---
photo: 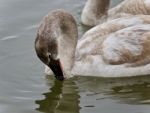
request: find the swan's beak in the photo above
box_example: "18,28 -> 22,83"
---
48,58 -> 64,81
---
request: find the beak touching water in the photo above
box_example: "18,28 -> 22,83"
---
48,55 -> 65,81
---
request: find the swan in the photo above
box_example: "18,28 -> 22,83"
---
35,9 -> 150,80
81,0 -> 150,26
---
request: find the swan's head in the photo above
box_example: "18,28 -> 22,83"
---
35,9 -> 78,81
35,33 -> 64,81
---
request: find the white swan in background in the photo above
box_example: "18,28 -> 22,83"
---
81,0 -> 150,26
35,9 -> 150,80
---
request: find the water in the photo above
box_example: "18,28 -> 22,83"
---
0,0 -> 150,113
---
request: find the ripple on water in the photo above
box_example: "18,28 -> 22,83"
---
140,100 -> 150,104
0,35 -> 19,41
25,24 -> 38,30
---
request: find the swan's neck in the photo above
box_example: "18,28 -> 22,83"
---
81,0 -> 110,26
58,33 -> 76,75
57,17 -> 78,77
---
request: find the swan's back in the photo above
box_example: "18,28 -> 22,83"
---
76,15 -> 150,59
108,0 -> 150,19
73,17 -> 150,77
81,0 -> 150,26
102,24 -> 150,66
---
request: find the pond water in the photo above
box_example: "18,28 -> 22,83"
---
0,0 -> 150,113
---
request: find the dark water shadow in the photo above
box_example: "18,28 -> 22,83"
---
35,76 -> 80,113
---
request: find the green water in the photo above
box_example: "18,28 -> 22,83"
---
0,0 -> 150,113
36,76 -> 150,113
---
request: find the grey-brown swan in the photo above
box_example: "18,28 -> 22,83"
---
35,9 -> 150,80
81,0 -> 150,26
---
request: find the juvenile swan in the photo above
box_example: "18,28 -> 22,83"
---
35,9 -> 150,80
81,0 -> 150,26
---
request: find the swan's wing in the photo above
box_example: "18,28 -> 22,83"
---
102,24 -> 150,66
108,0 -> 150,18
76,15 -> 150,60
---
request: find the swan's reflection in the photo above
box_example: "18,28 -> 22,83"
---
36,75 -> 150,113
35,76 -> 80,113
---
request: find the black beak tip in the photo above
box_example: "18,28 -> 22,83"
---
48,56 -> 65,81
55,75 -> 65,81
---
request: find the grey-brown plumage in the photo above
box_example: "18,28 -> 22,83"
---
35,9 -> 78,79
81,0 -> 150,26
35,9 -> 150,79
35,9 -> 77,65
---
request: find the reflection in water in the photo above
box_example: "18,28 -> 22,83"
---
35,76 -> 80,113
35,75 -> 150,113
74,76 -> 150,113
110,82 -> 150,105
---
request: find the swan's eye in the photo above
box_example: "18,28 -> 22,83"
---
48,53 -> 51,58
48,52 -> 58,60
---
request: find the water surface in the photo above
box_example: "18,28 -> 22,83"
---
0,0 -> 150,113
